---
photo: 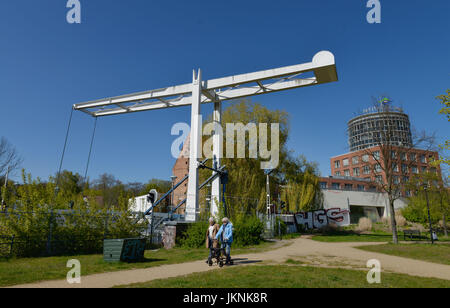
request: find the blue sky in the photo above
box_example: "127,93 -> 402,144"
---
0,0 -> 449,183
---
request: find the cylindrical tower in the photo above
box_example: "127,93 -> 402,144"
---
348,103 -> 413,152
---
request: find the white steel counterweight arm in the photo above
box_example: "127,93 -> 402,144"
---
73,51 -> 337,117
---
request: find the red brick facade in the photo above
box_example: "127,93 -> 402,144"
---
330,146 -> 441,192
171,134 -> 190,212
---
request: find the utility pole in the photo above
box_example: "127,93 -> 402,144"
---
423,184 -> 434,244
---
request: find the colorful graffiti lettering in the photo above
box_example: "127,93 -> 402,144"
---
295,208 -> 350,230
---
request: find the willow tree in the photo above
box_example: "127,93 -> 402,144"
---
200,99 -> 321,218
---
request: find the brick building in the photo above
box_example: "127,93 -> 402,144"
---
171,134 -> 190,209
330,146 -> 440,190
329,102 -> 441,195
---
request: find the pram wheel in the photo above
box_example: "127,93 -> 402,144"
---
219,260 -> 224,268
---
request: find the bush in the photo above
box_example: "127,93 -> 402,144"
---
0,205 -> 147,258
395,214 -> 407,227
233,216 -> 264,247
178,221 -> 209,248
357,217 -> 372,232
274,217 -> 287,237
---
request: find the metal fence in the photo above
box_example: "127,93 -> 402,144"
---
0,210 -> 150,258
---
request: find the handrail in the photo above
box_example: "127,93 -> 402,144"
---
144,158 -> 210,216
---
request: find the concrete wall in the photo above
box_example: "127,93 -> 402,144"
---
322,189 -> 408,217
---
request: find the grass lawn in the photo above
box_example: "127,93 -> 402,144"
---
0,240 -> 280,287
311,233 -> 393,243
120,265 -> 450,288
357,243 -> 450,265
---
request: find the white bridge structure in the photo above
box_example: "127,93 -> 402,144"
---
73,51 -> 338,222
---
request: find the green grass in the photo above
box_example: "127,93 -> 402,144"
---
120,265 -> 450,288
311,233 -> 393,243
0,241 -> 279,287
311,230 -> 449,243
357,243 -> 450,265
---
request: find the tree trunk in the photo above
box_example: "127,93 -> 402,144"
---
389,199 -> 398,244
443,211 -> 448,238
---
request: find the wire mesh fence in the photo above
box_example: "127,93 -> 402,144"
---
0,209 -> 150,258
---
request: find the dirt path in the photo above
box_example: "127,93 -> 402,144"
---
9,237 -> 450,288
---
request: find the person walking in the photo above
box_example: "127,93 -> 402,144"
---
206,217 -> 220,263
215,217 -> 233,265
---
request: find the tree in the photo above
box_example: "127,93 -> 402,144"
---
436,90 -> 450,174
0,137 -> 22,179
199,100 -> 321,218
361,97 -> 436,244
92,173 -> 124,209
404,173 -> 449,237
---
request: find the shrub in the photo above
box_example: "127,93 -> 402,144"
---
357,217 -> 372,232
274,217 -> 287,237
178,221 -> 209,248
233,216 -> 265,247
395,214 -> 407,227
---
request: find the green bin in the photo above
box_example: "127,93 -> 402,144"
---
103,238 -> 146,263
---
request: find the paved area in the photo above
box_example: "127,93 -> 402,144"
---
9,237 -> 450,288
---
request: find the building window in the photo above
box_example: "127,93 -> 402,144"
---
352,156 -> 359,165
375,176 -> 383,184
343,159 -> 349,167
353,168 -> 360,176
373,151 -> 380,160
392,163 -> 399,172
344,169 -> 350,177
357,185 -> 365,191
362,154 -> 369,162
401,152 -> 407,161
402,176 -> 410,183
393,176 -> 400,185
335,171 -> 341,176
421,166 -> 427,173
391,151 -> 397,159
344,184 -> 353,190
410,153 -> 416,162
334,160 -> 341,169
332,183 -> 341,190
363,165 -> 370,175
411,165 -> 418,174
401,164 -> 408,174
319,182 -> 327,189
375,164 -> 382,173
420,155 -> 426,163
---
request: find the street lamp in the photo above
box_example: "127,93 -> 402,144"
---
423,183 -> 434,244
170,175 -> 177,211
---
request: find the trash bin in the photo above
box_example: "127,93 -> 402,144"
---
103,238 -> 146,263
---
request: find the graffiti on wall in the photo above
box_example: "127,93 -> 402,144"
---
295,208 -> 350,230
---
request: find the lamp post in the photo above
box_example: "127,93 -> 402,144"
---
170,175 -> 177,218
423,183 -> 434,244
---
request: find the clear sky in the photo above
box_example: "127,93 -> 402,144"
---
0,0 -> 449,183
